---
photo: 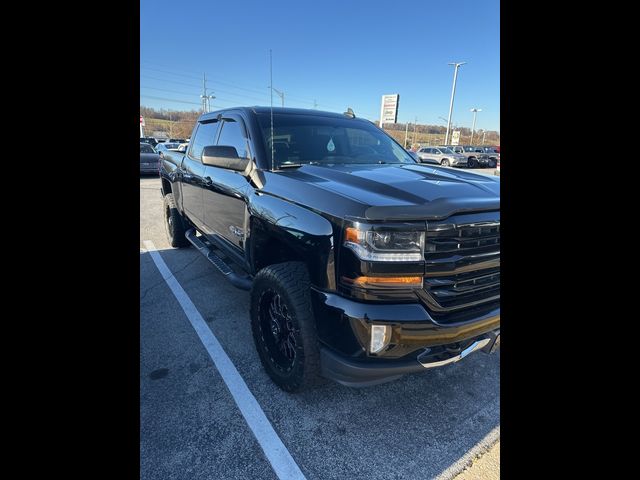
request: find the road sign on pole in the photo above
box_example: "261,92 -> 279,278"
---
451,130 -> 461,145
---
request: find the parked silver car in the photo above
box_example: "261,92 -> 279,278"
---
416,146 -> 467,167
406,149 -> 421,162
155,142 -> 181,158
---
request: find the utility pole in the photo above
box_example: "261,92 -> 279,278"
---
444,62 -> 466,145
482,130 -> 486,145
201,73 -> 209,113
470,108 -> 481,144
413,116 -> 417,145
272,87 -> 284,107
404,122 -> 409,148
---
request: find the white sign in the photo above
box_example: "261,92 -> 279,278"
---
379,94 -> 400,127
451,130 -> 461,145
140,115 -> 145,127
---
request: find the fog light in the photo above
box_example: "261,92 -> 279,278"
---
370,324 -> 391,354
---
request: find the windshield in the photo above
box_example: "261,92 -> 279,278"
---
164,143 -> 179,149
257,113 -> 416,168
140,144 -> 155,153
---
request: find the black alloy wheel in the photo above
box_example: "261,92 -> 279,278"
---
257,289 -> 298,373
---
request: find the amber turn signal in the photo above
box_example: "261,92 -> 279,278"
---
341,275 -> 423,288
344,227 -> 361,243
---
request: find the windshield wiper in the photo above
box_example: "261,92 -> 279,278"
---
278,163 -> 304,169
277,161 -> 320,169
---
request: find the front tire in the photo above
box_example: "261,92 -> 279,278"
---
163,193 -> 189,248
468,157 -> 478,168
250,262 -> 322,392
441,158 -> 450,167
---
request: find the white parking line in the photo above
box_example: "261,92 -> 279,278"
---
143,240 -> 306,480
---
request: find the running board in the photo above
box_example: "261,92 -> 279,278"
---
185,228 -> 252,291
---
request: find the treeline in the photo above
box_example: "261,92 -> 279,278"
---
140,106 -> 200,123
140,106 -> 499,145
386,122 -> 500,145
140,106 -> 200,138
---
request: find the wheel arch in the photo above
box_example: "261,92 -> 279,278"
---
247,194 -> 336,290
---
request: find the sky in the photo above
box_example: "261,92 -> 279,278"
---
140,0 -> 500,132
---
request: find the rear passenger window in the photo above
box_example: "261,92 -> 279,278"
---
190,121 -> 219,161
217,119 -> 249,159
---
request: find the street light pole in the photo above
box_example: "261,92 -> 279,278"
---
404,122 -> 409,148
444,62 -> 466,145
470,108 -> 481,144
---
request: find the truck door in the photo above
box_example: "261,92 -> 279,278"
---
202,114 -> 252,250
180,119 -> 220,228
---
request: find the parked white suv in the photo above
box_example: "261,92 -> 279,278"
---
416,146 -> 468,167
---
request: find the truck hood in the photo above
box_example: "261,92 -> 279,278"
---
264,163 -> 500,221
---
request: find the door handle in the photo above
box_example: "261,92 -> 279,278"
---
203,176 -> 213,187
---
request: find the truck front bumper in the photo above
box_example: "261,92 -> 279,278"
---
312,290 -> 500,387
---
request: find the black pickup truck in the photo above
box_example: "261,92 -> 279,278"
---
159,107 -> 500,392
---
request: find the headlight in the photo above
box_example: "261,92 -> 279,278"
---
344,226 -> 425,262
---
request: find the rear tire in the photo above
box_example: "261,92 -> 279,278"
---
250,262 -> 322,392
163,193 -> 189,248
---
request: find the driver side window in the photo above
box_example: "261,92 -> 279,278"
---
217,118 -> 249,159
189,120 -> 219,161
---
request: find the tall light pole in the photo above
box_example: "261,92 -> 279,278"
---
438,116 -> 449,145
444,62 -> 466,145
404,122 -> 409,148
470,108 -> 481,144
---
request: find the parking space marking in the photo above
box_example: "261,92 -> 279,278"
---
142,240 -> 306,480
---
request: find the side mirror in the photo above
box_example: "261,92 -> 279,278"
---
202,145 -> 249,172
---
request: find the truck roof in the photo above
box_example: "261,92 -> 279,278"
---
199,106 -> 361,122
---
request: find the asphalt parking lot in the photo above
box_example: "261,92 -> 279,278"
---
140,172 -> 500,480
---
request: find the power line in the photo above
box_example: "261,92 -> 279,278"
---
140,85 -> 199,96
140,95 -> 201,106
141,69 -> 379,117
141,78 -> 270,103
140,65 -> 203,81
142,62 -> 335,110
141,75 -> 202,88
